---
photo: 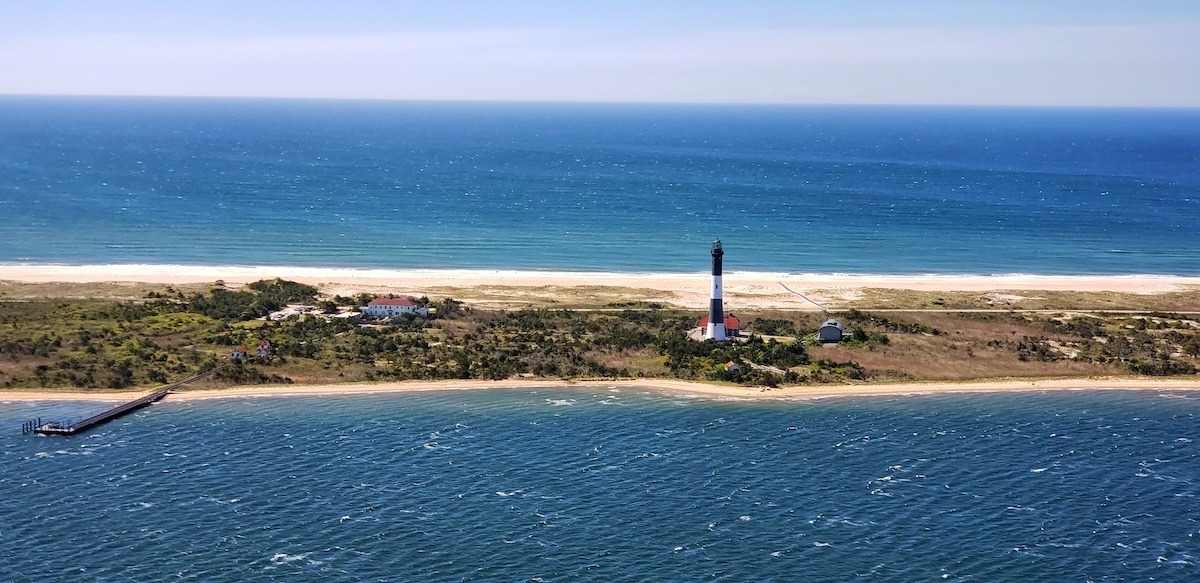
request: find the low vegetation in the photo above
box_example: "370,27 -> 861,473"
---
0,280 -> 1197,391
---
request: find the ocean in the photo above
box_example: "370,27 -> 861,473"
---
2,388 -> 1197,580
1,96 -> 1198,275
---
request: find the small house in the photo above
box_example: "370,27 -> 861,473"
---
698,314 -> 742,336
230,345 -> 248,361
363,297 -> 429,318
818,319 -> 844,342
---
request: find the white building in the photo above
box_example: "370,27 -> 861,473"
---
362,297 -> 428,318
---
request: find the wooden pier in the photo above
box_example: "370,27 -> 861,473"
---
20,372 -> 209,436
23,389 -> 170,436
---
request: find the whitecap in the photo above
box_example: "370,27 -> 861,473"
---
270,553 -> 307,564
814,541 -> 832,547
1030,468 -> 1048,473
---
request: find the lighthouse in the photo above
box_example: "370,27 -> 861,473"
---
705,240 -> 726,341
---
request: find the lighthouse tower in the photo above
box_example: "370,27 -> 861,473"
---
705,240 -> 726,341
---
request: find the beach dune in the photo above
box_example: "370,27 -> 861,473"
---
2,265 -> 1198,311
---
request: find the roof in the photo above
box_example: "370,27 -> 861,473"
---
698,314 -> 742,329
821,320 -> 843,329
369,297 -> 416,307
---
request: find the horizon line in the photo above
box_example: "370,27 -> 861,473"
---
3,92 -> 1198,111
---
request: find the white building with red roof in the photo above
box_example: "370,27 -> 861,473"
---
363,297 -> 428,318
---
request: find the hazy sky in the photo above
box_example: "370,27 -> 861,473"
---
3,0 -> 1198,106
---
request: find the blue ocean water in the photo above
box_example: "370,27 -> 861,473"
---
1,388 -> 1197,581
1,97 -> 1198,274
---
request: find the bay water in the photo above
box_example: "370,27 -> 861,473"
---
2,388 -> 1197,581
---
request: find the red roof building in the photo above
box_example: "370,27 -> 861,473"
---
363,296 -> 428,317
698,314 -> 741,332
369,297 -> 416,307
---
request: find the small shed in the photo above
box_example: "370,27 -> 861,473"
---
818,319 -> 844,342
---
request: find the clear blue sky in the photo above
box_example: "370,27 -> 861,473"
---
3,0 -> 1198,106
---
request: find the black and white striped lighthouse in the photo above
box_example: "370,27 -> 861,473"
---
705,240 -> 726,341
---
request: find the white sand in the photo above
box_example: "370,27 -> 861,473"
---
2,264 -> 1197,310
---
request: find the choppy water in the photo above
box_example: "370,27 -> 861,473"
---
2,97 -> 1199,274
2,388 -> 1197,581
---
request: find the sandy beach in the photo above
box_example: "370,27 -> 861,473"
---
3,377 -> 1199,404
3,264 -> 1199,310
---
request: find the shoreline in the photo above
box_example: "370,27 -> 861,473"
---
3,264 -> 1199,290
3,377 -> 1199,403
4,264 -> 1199,312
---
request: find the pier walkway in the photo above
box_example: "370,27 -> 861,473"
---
20,373 -> 208,436
23,389 -> 169,435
